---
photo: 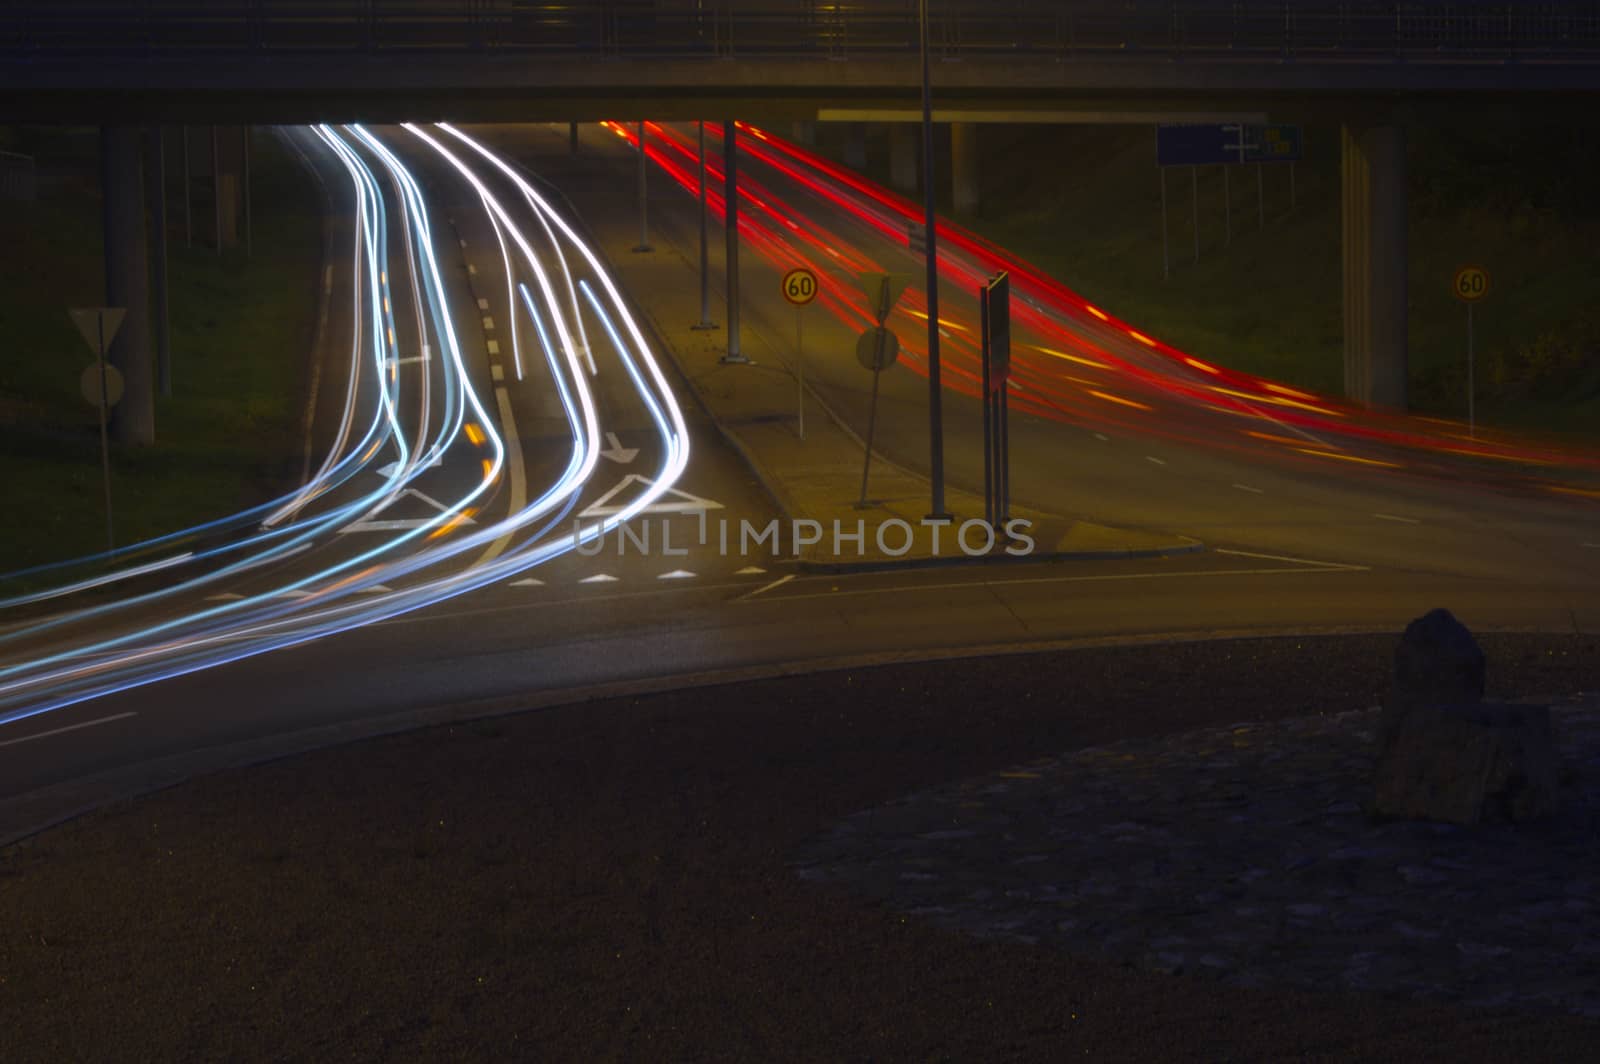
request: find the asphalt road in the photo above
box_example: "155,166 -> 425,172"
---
1,121 -> 1597,827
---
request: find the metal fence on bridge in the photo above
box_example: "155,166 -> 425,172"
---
3,3 -> 1600,62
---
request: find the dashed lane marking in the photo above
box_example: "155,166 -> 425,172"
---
482,316 -> 495,331
1212,548 -> 1368,572
740,574 -> 795,601
1232,483 -> 1264,494
1094,433 -> 1109,442
477,297 -> 490,310
0,711 -> 137,748
486,339 -> 500,356
1372,512 -> 1420,524
491,364 -> 504,382
468,263 -> 477,275
1146,455 -> 1166,466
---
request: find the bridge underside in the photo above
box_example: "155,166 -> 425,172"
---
6,58 -> 1600,124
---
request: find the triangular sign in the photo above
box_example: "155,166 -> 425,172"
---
69,307 -> 126,357
578,474 -> 724,518
855,273 -> 910,325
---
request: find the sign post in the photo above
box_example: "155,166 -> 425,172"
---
1452,265 -> 1490,437
980,272 -> 1012,529
70,306 -> 126,551
781,267 -> 818,440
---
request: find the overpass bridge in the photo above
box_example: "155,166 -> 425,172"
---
9,2 -> 1600,434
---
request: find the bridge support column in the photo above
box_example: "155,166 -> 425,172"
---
843,123 -> 868,171
888,123 -> 918,195
101,125 -> 155,446
951,122 -> 979,215
215,126 -> 243,251
1341,122 -> 1408,409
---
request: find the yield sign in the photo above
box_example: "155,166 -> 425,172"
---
69,307 -> 126,357
856,273 -> 911,325
578,474 -> 723,518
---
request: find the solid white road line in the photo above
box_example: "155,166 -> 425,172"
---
474,385 -> 528,567
0,711 -> 137,748
1232,483 -> 1264,494
1212,548 -> 1369,571
755,565 -> 1369,607
1372,512 -> 1420,524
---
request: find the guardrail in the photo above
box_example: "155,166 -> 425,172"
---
3,3 -> 1600,63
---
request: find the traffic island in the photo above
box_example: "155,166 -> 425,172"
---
503,127 -> 1200,574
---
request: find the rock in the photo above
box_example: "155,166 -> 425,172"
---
1372,610 -> 1559,825
1372,700 -> 1560,825
1383,608 -> 1485,745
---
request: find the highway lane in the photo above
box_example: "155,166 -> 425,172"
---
0,122 -> 771,735
3,119 -> 1598,827
544,120 -> 1600,591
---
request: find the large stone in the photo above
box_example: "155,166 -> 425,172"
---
1372,609 -> 1558,825
1371,701 -> 1560,825
1383,607 -> 1485,745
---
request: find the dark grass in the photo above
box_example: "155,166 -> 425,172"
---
817,121 -> 1600,441
2,633 -> 1597,1061
0,126 -> 320,574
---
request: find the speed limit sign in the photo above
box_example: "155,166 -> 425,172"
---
781,267 -> 818,307
1452,265 -> 1490,303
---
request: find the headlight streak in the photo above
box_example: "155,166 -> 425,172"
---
0,123 -> 695,727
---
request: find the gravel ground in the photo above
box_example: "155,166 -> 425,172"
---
2,632 -> 1597,1061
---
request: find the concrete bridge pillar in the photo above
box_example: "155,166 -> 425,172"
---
843,122 -> 868,171
951,122 -> 980,215
100,125 -> 155,446
889,123 -> 918,195
214,126 -> 244,251
1341,122 -> 1408,409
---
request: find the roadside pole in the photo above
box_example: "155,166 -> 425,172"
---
633,119 -> 652,253
692,121 -> 716,330
720,120 -> 748,364
70,307 -> 127,552
146,126 -> 172,397
1223,165 -> 1231,246
1257,162 -> 1265,229
211,125 -> 221,256
1160,167 -> 1169,280
781,267 -> 818,440
1452,264 -> 1490,439
1191,165 -> 1199,263
243,125 -> 252,259
918,0 -> 948,520
181,125 -> 191,248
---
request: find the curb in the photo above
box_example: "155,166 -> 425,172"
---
4,624 -> 1585,852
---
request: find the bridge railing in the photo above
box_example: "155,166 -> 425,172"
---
4,3 -> 1600,62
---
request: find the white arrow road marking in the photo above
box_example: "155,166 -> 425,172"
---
579,474 -> 722,518
509,577 -> 545,587
357,584 -> 394,594
658,570 -> 696,580
579,573 -> 620,584
599,431 -> 640,464
735,566 -> 767,575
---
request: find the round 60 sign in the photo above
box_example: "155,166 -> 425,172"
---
781,267 -> 818,307
1452,265 -> 1490,303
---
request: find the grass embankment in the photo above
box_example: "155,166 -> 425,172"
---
818,119 -> 1600,438
0,127 -> 320,575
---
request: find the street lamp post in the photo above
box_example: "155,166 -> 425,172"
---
919,0 -> 948,519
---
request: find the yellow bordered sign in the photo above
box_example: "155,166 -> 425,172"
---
1452,265 -> 1490,303
781,267 -> 818,307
